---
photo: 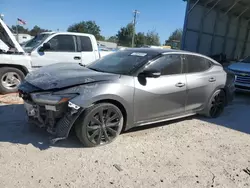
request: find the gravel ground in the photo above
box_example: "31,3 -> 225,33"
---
0,93 -> 250,188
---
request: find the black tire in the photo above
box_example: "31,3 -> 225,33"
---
0,67 -> 25,94
75,103 -> 124,147
204,89 -> 226,118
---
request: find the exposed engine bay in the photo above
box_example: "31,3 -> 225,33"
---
19,88 -> 84,144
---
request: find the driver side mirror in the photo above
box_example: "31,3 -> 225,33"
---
39,42 -> 51,52
138,69 -> 161,78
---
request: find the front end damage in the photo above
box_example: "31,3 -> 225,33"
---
19,87 -> 83,144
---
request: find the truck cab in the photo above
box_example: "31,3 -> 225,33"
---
0,18 -> 100,94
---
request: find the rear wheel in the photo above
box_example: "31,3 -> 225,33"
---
205,90 -> 226,118
0,67 -> 25,94
75,103 -> 124,147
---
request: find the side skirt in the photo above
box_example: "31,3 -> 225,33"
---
135,112 -> 197,127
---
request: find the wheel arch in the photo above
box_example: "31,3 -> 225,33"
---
213,85 -> 228,105
70,94 -> 134,131
94,99 -> 128,132
0,64 -> 29,75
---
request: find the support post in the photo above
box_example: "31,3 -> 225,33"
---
222,15 -> 231,55
188,0 -> 201,14
181,0 -> 191,50
224,0 -> 241,16
236,7 -> 249,19
205,0 -> 222,17
131,10 -> 140,48
209,10 -> 219,55
232,18 -> 241,59
196,6 -> 206,52
241,21 -> 250,58
196,0 -> 221,53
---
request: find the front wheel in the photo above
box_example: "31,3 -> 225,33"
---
205,89 -> 226,118
75,103 -> 124,147
0,67 -> 25,94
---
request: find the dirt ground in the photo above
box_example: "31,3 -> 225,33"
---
0,93 -> 250,188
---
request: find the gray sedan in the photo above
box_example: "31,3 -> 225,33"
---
18,48 -> 235,147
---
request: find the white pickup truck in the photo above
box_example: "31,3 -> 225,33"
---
0,18 -> 111,94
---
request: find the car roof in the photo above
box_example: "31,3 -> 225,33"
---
123,47 -> 182,54
122,48 -> 221,65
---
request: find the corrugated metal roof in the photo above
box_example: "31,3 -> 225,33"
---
186,0 -> 250,20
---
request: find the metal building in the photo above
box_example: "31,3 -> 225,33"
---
182,0 -> 250,60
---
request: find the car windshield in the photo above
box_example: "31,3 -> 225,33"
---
23,33 -> 51,52
241,56 -> 250,63
87,50 -> 158,75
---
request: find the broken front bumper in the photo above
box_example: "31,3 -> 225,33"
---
21,92 -> 83,144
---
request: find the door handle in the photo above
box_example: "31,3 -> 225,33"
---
175,82 -> 185,87
209,77 -> 216,82
74,56 -> 81,60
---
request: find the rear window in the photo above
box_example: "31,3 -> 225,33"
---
184,55 -> 212,73
79,36 -> 93,52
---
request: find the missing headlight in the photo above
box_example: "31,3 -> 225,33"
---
31,93 -> 78,105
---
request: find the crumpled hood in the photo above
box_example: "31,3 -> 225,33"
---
228,62 -> 250,72
24,63 -> 120,90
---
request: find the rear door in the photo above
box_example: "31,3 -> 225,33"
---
134,54 -> 187,124
30,34 -> 81,68
183,54 -> 216,112
76,35 -> 97,65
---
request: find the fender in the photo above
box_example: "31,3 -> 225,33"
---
70,93 -> 134,130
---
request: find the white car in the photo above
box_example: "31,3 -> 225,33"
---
0,19 -> 107,94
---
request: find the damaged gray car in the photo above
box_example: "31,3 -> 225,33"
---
18,48 -> 235,147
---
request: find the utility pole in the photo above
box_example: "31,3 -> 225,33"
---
132,10 -> 140,47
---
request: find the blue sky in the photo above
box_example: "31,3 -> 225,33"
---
0,0 -> 187,44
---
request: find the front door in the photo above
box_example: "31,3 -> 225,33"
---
30,34 -> 81,69
134,54 -> 187,124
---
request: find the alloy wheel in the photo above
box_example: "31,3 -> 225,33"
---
1,72 -> 21,90
209,91 -> 226,118
86,106 -> 122,145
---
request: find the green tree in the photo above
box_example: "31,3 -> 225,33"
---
164,28 -> 182,49
165,28 -> 182,45
135,32 -> 146,47
67,21 -> 104,40
106,36 -> 118,43
169,28 -> 182,41
116,23 -> 134,47
145,30 -> 160,46
11,25 -> 29,34
29,25 -> 50,36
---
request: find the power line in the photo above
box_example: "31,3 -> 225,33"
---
132,10 -> 140,47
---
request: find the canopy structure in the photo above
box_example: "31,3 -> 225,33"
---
182,0 -> 250,59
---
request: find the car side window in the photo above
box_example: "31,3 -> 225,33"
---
146,54 -> 182,75
47,35 -> 76,52
184,55 -> 212,73
79,36 -> 93,52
